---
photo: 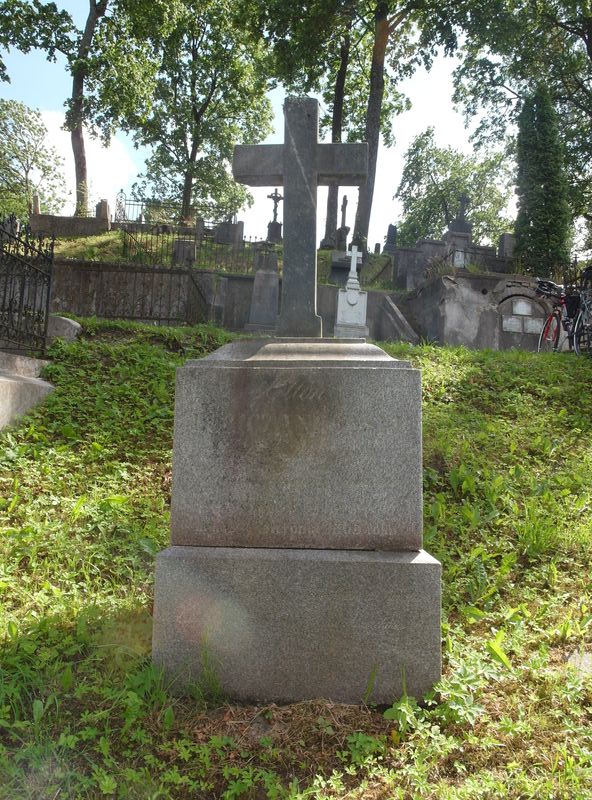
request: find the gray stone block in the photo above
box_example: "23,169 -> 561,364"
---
152,546 -> 441,704
170,339 -> 423,551
47,315 -> 82,343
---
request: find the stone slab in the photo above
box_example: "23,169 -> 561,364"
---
170,339 -> 423,551
152,546 -> 441,703
0,370 -> 53,429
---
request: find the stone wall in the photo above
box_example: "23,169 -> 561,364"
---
30,215 -> 111,238
395,272 -> 547,351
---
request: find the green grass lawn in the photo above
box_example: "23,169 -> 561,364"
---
1,320 -> 591,798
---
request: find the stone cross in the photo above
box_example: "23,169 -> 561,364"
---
267,188 -> 283,223
340,195 -> 348,228
458,193 -> 470,221
233,97 -> 368,337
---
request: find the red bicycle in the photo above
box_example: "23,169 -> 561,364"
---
535,278 -> 580,353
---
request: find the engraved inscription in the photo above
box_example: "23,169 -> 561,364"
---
230,374 -> 332,467
252,379 -> 328,404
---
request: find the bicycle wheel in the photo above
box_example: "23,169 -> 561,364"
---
538,312 -> 561,352
574,311 -> 592,356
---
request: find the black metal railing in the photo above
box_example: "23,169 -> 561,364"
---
0,214 -> 54,355
119,225 -> 265,273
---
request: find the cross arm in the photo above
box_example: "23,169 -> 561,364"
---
316,143 -> 368,186
233,145 -> 283,186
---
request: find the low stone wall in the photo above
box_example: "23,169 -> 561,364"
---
49,260 -> 404,341
50,259 -> 213,325
30,215 -> 111,238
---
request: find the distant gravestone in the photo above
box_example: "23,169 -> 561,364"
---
172,239 -> 196,266
335,194 -> 350,251
215,220 -> 244,245
382,224 -> 397,255
266,188 -> 283,243
245,249 -> 279,332
449,193 -> 473,236
334,245 -> 369,338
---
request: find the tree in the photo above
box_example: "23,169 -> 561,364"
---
514,86 -> 571,278
395,127 -> 512,246
452,1 -> 592,228
247,0 -> 458,248
0,99 -> 66,218
0,1 -> 176,213
130,0 -> 272,222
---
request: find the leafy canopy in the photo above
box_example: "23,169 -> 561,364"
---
396,127 -> 512,247
0,99 -> 66,218
130,0 -> 272,220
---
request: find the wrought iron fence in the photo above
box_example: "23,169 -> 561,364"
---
0,214 -> 54,354
119,225 -> 264,273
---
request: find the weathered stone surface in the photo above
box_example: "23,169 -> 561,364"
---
245,255 -> 279,332
0,353 -> 53,429
47,315 -> 82,343
170,339 -> 423,551
152,546 -> 441,703
334,247 -> 369,338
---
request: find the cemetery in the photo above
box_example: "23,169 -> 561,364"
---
0,0 -> 591,794
0,90 -> 591,798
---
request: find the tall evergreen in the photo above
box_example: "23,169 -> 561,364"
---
514,86 -> 571,278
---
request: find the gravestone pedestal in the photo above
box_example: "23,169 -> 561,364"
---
152,339 -> 441,703
245,251 -> 279,333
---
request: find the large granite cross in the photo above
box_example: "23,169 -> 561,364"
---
233,97 -> 368,337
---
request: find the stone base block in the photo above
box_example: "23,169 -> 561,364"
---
153,546 -> 441,704
334,322 -> 369,338
171,339 -> 423,551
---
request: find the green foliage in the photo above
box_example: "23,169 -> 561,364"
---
396,127 -> 512,246
514,86 -> 572,278
1,323 -> 592,797
452,0 -> 592,234
130,0 -> 273,221
0,99 -> 66,218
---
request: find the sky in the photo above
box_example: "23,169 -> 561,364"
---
0,4 -> 477,249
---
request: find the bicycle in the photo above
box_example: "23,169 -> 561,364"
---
573,266 -> 592,356
535,278 -> 580,353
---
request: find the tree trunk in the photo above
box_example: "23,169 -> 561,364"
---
322,29 -> 351,246
353,2 -> 389,248
70,1 -> 108,216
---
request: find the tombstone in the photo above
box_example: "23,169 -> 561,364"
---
334,245 -> 369,338
95,199 -> 110,222
334,194 -> 350,251
382,224 -> 397,255
0,214 -> 20,239
215,220 -> 244,245
195,217 -> 205,240
172,239 -> 196,266
374,242 -> 381,254
152,97 -> 441,704
244,249 -> 279,332
329,249 -> 361,286
448,193 -> 473,236
266,188 -> 283,243
32,194 -> 41,215
498,232 -> 516,258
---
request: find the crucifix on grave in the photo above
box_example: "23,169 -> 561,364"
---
233,97 -> 368,337
267,188 -> 282,223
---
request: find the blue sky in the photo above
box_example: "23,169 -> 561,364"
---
0,5 -> 474,246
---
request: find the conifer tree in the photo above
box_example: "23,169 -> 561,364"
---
514,85 -> 571,278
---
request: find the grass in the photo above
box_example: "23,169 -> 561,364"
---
1,320 -> 591,798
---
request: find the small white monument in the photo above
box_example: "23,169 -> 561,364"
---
333,245 -> 369,338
